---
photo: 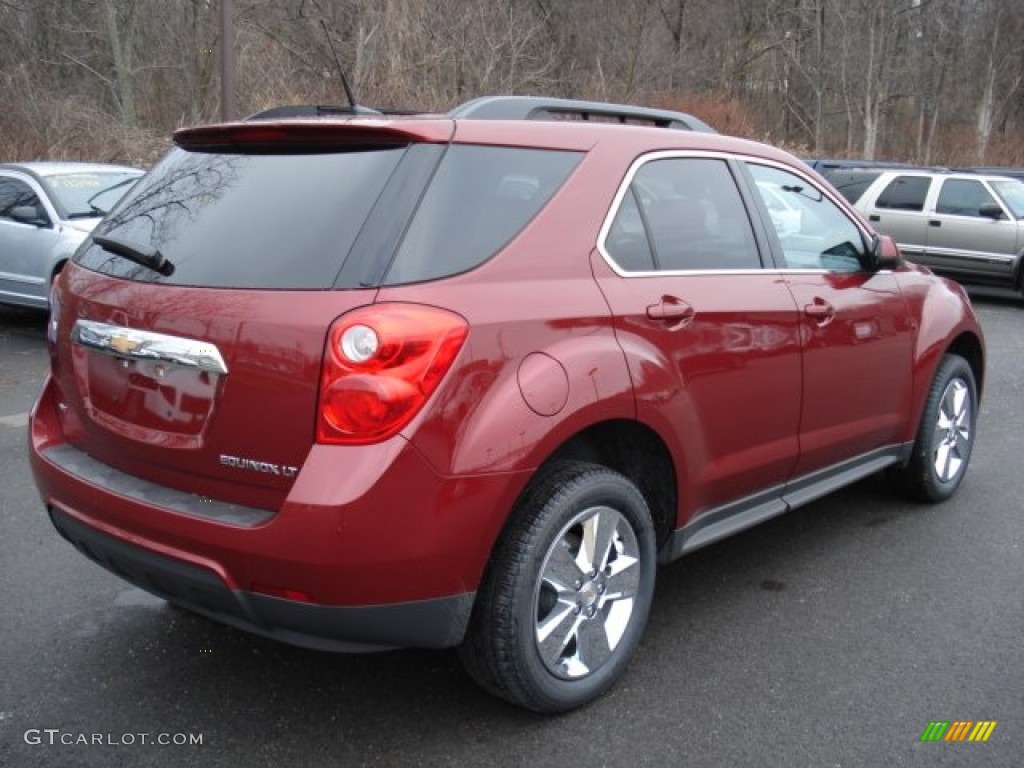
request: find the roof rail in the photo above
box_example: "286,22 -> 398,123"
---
449,96 -> 716,134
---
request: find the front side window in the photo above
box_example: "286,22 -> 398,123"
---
603,156 -> 761,272
875,176 -> 930,211
935,179 -> 999,217
0,177 -> 43,219
748,164 -> 865,272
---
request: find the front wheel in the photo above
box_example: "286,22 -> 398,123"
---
459,462 -> 657,713
890,354 -> 978,502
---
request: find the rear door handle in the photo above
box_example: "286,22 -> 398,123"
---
929,220 -> 941,227
869,214 -> 880,222
646,296 -> 694,327
804,297 -> 835,325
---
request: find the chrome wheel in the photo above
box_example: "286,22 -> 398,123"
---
888,354 -> 977,503
932,377 -> 971,482
533,504 -> 640,679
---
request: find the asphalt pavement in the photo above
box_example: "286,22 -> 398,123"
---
1,294 -> 1021,768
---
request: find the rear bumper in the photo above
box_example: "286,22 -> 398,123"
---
30,374 -> 531,651
49,504 -> 472,651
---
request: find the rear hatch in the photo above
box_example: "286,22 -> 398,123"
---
51,120 -> 452,508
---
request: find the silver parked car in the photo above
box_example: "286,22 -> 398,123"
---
0,162 -> 144,309
852,169 -> 1024,296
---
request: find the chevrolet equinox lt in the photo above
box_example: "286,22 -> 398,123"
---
30,96 -> 985,712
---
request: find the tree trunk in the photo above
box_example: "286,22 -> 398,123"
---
103,0 -> 138,128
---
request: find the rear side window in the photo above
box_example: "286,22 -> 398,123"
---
821,170 -> 882,204
875,176 -> 930,211
382,146 -> 581,284
603,157 -> 761,272
76,147 -> 407,289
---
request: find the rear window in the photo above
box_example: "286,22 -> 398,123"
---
76,143 -> 581,290
76,147 -> 407,289
382,145 -> 582,284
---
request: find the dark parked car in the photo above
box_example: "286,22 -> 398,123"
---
0,162 -> 143,309
31,96 -> 984,712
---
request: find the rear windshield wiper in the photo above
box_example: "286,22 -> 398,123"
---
92,234 -> 175,276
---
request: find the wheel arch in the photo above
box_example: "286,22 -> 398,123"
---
945,330 -> 985,401
510,419 -> 678,554
51,258 -> 68,284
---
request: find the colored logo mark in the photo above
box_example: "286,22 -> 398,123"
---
920,720 -> 997,742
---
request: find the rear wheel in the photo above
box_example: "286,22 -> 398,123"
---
890,354 -> 977,502
459,461 -> 656,713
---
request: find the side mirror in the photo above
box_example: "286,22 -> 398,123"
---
869,233 -> 902,270
978,202 -> 1005,220
11,205 -> 48,227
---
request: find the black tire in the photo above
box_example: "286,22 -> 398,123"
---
459,461 -> 657,713
889,354 -> 978,502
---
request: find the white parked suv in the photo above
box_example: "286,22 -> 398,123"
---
851,169 -> 1024,295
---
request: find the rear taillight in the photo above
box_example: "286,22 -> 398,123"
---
317,304 -> 468,445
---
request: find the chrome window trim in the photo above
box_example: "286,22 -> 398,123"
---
596,150 -> 873,279
71,319 -> 229,375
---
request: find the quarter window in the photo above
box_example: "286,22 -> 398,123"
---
748,164 -> 865,272
604,157 -> 761,272
936,179 -> 999,216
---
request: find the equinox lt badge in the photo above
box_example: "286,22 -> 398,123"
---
219,454 -> 298,478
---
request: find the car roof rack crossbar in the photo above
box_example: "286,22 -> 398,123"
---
449,96 -> 716,134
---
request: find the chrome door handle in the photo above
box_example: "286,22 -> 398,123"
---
804,298 -> 835,325
646,297 -> 695,327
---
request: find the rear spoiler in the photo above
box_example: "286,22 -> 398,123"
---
173,121 -> 454,152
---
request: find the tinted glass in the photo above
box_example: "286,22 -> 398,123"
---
0,177 -> 41,218
76,147 -> 406,289
628,157 -> 760,270
935,179 -> 997,216
875,176 -> 930,211
748,164 -> 865,272
604,188 -> 655,271
383,146 -> 581,284
46,172 -> 142,217
991,179 -> 1024,218
822,170 -> 882,204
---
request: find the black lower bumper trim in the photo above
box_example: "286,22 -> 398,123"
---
48,505 -> 473,652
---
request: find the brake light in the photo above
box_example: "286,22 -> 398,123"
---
317,304 -> 468,445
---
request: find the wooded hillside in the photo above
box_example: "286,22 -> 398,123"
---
2,0 -> 1022,167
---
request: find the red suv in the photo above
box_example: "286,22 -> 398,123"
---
30,96 -> 984,713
